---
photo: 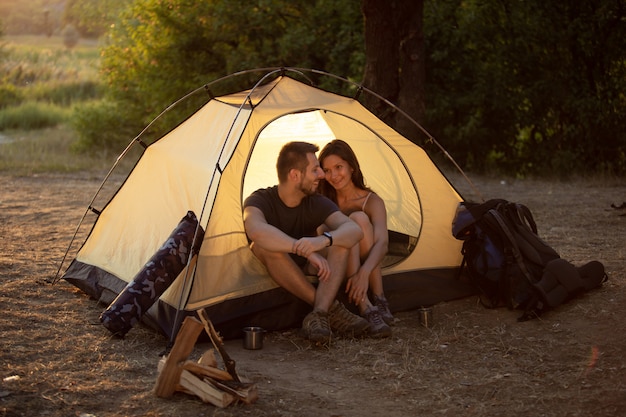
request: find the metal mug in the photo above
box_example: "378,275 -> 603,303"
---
418,307 -> 433,328
243,326 -> 265,350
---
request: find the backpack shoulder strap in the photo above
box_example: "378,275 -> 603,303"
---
452,199 -> 508,239
508,203 -> 538,234
486,209 -> 536,285
503,203 -> 560,264
467,199 -> 508,219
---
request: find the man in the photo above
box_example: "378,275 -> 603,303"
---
243,141 -> 370,343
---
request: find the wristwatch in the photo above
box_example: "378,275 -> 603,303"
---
322,231 -> 333,247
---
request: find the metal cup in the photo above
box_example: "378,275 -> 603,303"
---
418,307 -> 433,328
242,326 -> 264,350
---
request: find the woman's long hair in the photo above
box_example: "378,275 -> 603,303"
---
318,139 -> 371,203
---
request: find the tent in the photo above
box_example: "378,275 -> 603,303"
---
59,68 -> 475,340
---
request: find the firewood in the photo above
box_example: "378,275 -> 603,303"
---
178,369 -> 235,408
198,349 -> 218,367
210,379 -> 259,405
183,360 -> 233,381
154,313 -> 258,407
154,316 -> 205,398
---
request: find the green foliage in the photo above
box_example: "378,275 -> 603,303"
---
0,83 -> 24,109
1,37 -> 100,86
208,0 -> 364,88
26,80 -> 101,106
92,0 -> 364,153
63,0 -> 132,38
0,35 -> 103,133
0,101 -> 70,130
62,0 -> 623,177
70,100 -> 143,153
425,0 -> 626,176
61,24 -> 80,49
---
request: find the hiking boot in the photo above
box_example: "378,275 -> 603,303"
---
372,294 -> 395,326
302,310 -> 331,343
328,300 -> 370,337
363,305 -> 392,338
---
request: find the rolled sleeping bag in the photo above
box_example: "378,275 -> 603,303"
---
577,260 -> 607,290
100,211 -> 204,337
533,259 -> 607,309
533,258 -> 583,308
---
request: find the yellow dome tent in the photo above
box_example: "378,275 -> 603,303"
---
59,68 -> 476,339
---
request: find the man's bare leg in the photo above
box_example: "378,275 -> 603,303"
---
250,243 -> 316,306
252,242 -> 368,340
313,245 -> 349,312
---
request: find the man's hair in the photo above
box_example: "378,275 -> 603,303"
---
276,141 -> 319,183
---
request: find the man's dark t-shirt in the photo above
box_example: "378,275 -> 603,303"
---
243,186 -> 339,266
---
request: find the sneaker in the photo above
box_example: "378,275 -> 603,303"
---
363,306 -> 392,338
372,294 -> 394,326
328,300 -> 370,337
302,310 -> 331,343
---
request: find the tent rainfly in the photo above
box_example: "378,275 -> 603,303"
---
59,68 -> 475,340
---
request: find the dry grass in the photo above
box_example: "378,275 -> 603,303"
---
0,126 -> 133,175
2,35 -> 101,81
0,172 -> 624,417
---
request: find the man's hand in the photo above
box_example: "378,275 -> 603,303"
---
292,236 -> 327,258
307,252 -> 331,282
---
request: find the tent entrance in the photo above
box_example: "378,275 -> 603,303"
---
243,110 -> 422,268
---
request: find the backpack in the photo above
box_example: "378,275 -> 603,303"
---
452,199 -> 608,321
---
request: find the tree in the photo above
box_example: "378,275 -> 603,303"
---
424,0 -> 626,176
62,24 -> 80,49
76,0 -> 364,150
78,0 -> 625,175
64,0 -> 132,38
361,0 -> 425,143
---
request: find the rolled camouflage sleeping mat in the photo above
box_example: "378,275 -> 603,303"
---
100,211 -> 204,337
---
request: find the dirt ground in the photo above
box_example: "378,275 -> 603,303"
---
0,171 -> 625,417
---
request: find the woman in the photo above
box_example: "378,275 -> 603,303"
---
318,139 -> 394,338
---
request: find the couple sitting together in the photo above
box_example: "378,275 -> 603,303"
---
243,140 -> 394,343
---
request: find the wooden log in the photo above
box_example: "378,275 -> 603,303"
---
154,316 -> 205,398
183,360 -> 233,381
178,369 -> 235,408
211,379 -> 259,405
154,314 -> 258,407
198,349 -> 218,368
158,358 -> 245,406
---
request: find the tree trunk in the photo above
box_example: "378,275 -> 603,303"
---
361,0 -> 425,143
361,0 -> 399,115
395,1 -> 425,141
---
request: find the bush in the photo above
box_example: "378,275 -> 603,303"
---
0,84 -> 24,109
27,80 -> 102,106
0,101 -> 69,130
70,100 -> 143,153
62,24 -> 80,49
